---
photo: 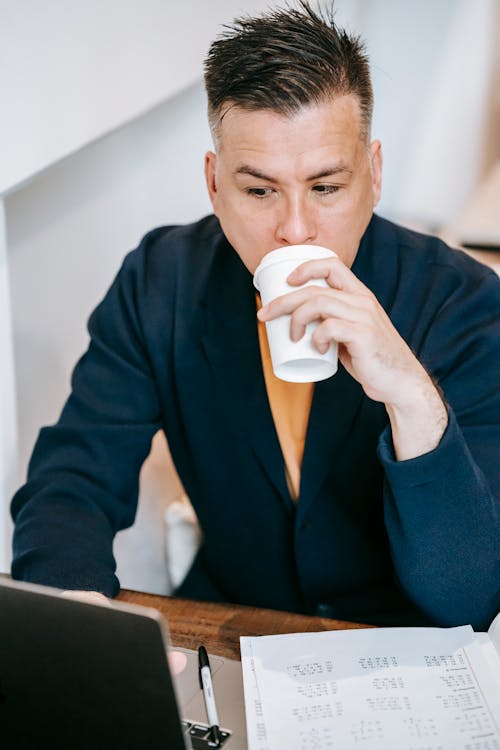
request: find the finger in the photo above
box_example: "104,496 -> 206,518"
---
168,650 -> 188,675
257,285 -> 326,321
287,257 -> 369,295
258,285 -> 373,322
311,318 -> 364,355
289,293 -> 368,342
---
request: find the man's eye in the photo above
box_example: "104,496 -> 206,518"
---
247,187 -> 274,198
313,184 -> 340,195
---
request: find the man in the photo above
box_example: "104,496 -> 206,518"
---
11,2 -> 499,628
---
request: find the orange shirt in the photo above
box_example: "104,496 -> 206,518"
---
256,296 -> 314,500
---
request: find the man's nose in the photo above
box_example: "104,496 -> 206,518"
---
274,196 -> 316,246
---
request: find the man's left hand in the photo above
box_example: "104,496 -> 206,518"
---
257,255 -> 448,460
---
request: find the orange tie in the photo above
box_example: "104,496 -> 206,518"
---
256,295 -> 314,501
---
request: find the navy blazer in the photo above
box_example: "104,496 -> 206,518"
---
11,214 -> 500,628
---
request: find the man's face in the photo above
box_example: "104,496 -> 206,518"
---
204,96 -> 382,273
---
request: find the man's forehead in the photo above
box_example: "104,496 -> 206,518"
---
221,93 -> 361,122
215,97 -> 365,171
217,96 -> 363,149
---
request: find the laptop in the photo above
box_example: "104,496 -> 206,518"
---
0,577 -> 247,749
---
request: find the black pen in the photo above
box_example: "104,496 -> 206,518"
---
198,645 -> 221,747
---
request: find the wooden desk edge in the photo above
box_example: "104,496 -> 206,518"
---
117,589 -> 373,660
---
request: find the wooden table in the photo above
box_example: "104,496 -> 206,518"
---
117,590 -> 372,660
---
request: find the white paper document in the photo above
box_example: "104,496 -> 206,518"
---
240,615 -> 500,750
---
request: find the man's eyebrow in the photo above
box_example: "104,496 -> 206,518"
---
233,164 -> 352,181
234,165 -> 275,181
306,165 -> 353,180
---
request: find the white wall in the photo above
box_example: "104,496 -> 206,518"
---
0,0 -> 270,194
360,0 -> 499,227
0,201 -> 17,572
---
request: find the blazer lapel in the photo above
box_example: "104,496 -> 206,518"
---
298,363 -> 366,519
297,217 -> 381,518
200,238 -> 292,508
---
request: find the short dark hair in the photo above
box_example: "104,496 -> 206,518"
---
204,1 -> 373,145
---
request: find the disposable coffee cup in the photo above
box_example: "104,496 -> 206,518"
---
254,245 -> 338,382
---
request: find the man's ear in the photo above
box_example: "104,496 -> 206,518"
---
369,140 -> 383,207
204,151 -> 218,210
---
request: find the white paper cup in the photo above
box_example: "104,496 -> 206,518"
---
253,245 -> 338,382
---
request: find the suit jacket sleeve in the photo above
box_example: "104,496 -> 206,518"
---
10,234 -> 164,596
378,266 -> 500,630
